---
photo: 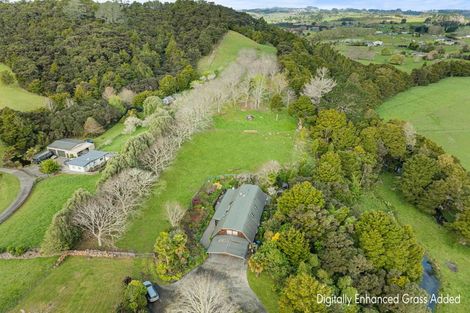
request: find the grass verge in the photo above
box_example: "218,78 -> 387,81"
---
0,172 -> 20,214
247,271 -> 280,313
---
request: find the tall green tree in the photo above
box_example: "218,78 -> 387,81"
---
401,153 -> 439,210
313,151 -> 344,183
277,228 -> 310,268
276,181 -> 325,217
154,230 -> 190,281
356,211 -> 424,284
279,273 -> 332,313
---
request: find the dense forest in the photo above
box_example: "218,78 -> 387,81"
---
0,0 -> 262,94
0,0 -> 267,162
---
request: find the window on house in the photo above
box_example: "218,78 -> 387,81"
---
227,230 -> 238,236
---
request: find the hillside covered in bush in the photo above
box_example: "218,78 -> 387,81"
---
0,0 -> 264,95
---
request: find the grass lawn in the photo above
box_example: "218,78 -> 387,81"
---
0,141 -> 5,167
93,121 -> 148,152
247,271 -> 280,313
198,31 -> 277,73
11,256 -> 151,313
118,109 -> 297,252
0,63 -> 46,111
0,172 -> 20,213
378,77 -> 470,169
358,174 -> 470,313
0,174 -> 99,249
0,257 -> 56,312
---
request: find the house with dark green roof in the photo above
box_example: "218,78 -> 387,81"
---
201,184 -> 269,259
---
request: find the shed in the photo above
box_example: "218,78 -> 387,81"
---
47,139 -> 95,158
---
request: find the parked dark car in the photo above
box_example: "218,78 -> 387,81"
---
32,150 -> 53,164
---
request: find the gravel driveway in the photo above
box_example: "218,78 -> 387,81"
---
0,168 -> 36,224
151,255 -> 266,313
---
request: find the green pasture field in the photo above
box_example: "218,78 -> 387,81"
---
117,109 -> 297,252
378,77 -> 470,169
0,257 -> 56,312
11,256 -> 153,313
0,174 -> 100,249
197,31 -> 277,73
0,172 -> 20,214
0,63 -> 46,111
359,174 -> 470,313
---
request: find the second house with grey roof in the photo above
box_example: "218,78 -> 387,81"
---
45,138 -> 114,173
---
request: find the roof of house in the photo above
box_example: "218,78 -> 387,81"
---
67,150 -> 110,168
212,184 -> 268,242
207,235 -> 249,259
47,139 -> 86,151
33,150 -> 53,159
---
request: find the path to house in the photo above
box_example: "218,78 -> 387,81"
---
0,168 -> 36,224
151,255 -> 266,313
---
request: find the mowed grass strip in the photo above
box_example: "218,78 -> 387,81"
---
197,30 -> 277,73
247,271 -> 280,313
0,257 -> 56,312
359,174 -> 470,313
378,77 -> 470,169
118,109 -> 296,252
0,172 -> 20,213
0,63 -> 46,111
0,174 -> 99,249
0,141 -> 6,167
11,257 -> 143,313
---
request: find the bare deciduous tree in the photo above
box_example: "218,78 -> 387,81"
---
165,274 -> 239,313
72,196 -> 126,247
100,168 -> 155,212
118,88 -> 136,105
45,98 -> 55,112
403,121 -> 417,148
165,201 -> 186,228
65,98 -> 75,108
271,72 -> 288,95
102,86 -> 116,100
302,67 -> 337,104
73,169 -> 155,247
123,116 -> 143,134
140,135 -> 178,174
